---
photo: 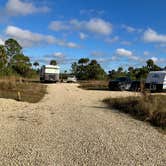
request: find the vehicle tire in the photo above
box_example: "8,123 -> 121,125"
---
119,85 -> 126,91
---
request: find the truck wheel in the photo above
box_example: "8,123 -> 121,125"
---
119,85 -> 126,91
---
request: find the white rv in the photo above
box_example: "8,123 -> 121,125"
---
40,65 -> 60,82
145,71 -> 166,91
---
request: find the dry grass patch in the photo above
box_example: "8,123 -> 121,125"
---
79,80 -> 108,90
0,77 -> 47,103
104,94 -> 166,129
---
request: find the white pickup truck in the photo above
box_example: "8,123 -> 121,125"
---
67,75 -> 77,83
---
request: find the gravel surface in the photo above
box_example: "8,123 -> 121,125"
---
0,83 -> 165,165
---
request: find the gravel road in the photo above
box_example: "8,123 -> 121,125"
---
0,83 -> 165,165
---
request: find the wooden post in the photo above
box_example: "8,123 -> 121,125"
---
17,91 -> 21,101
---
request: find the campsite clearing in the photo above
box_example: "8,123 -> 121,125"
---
0,83 -> 165,165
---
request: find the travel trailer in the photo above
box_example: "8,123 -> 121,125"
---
145,71 -> 166,91
40,65 -> 60,82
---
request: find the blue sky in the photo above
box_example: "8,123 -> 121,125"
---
0,0 -> 166,72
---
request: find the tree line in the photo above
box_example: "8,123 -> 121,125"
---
0,38 -> 58,78
108,59 -> 165,80
71,58 -> 165,80
0,38 -> 165,80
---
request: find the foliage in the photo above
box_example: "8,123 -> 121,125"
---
104,95 -> 166,128
0,45 -> 7,68
33,61 -> 39,67
108,59 -> 162,81
71,58 -> 106,80
50,60 -> 57,65
5,38 -> 22,65
79,80 -> 108,90
11,54 -> 32,77
0,38 -> 37,78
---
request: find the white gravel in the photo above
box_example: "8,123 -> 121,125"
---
0,83 -> 165,165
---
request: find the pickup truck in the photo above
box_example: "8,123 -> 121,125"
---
108,77 -> 132,91
67,76 -> 77,83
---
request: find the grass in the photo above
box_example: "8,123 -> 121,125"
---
0,77 -> 47,103
79,80 -> 109,90
104,94 -> 166,129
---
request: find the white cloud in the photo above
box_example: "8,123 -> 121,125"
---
49,18 -> 112,35
85,18 -> 112,35
49,21 -> 69,31
91,51 -> 106,56
116,48 -> 139,60
6,0 -> 49,16
6,25 -> 55,46
5,25 -> 79,48
116,48 -> 133,57
120,41 -> 132,46
0,38 -> 4,45
143,28 -> 166,43
105,36 -> 119,43
122,24 -> 142,33
79,32 -> 87,40
66,42 -> 79,48
150,56 -> 158,63
53,52 -> 65,58
143,51 -> 149,56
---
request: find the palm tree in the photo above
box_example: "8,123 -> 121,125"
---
33,61 -> 39,70
50,60 -> 57,65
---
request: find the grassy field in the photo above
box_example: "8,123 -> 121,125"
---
79,80 -> 109,90
104,94 -> 166,129
0,77 -> 47,103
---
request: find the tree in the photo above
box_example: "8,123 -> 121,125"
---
108,70 -> 116,79
78,58 -> 89,65
146,59 -> 161,71
71,62 -> 78,75
146,59 -> 154,71
117,67 -> 123,73
50,60 -> 57,65
71,58 -> 106,80
5,38 -> 22,66
0,45 -> 7,68
33,61 -> 39,69
89,59 -> 97,65
128,67 -> 134,73
11,54 -> 31,76
87,60 -> 106,80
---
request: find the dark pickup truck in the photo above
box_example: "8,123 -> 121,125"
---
108,77 -> 132,91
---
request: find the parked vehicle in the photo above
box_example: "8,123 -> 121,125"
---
145,71 -> 166,92
108,77 -> 132,91
40,65 -> 60,82
67,75 -> 77,83
129,80 -> 142,92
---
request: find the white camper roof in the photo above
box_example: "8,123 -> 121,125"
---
44,65 -> 60,69
149,71 -> 166,74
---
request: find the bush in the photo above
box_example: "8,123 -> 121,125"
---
104,94 -> 166,128
0,77 -> 47,103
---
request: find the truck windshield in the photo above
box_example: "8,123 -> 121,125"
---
116,77 -> 128,81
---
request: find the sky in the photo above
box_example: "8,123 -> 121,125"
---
0,0 -> 166,72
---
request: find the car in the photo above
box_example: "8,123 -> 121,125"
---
67,75 -> 77,83
108,77 -> 132,91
